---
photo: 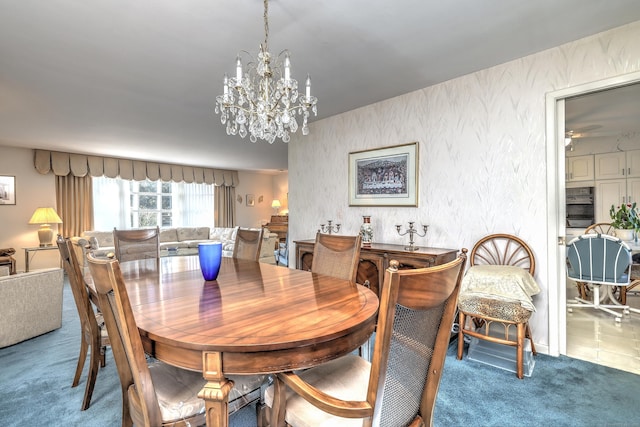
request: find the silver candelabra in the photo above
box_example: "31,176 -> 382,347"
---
395,222 -> 428,251
319,220 -> 341,234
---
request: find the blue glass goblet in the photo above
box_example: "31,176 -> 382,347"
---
198,242 -> 222,281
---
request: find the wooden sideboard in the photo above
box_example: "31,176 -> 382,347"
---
294,239 -> 458,296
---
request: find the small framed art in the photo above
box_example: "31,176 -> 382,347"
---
0,176 -> 16,205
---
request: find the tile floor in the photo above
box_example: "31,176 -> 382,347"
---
566,279 -> 640,375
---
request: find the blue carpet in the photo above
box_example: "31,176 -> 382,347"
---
1,279 -> 639,426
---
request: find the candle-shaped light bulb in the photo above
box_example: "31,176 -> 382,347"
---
223,74 -> 229,98
305,74 -> 311,99
284,54 -> 291,81
235,56 -> 243,83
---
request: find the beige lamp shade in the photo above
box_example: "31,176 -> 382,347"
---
271,199 -> 281,214
28,207 -> 63,247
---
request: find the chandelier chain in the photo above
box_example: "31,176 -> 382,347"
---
263,0 -> 269,50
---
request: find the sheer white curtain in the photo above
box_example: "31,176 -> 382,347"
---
93,177 -> 129,230
174,182 -> 215,226
92,177 -> 214,230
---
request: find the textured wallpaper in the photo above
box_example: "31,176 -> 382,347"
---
289,21 -> 640,349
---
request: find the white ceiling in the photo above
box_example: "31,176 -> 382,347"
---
565,83 -> 640,141
2,1 -> 640,173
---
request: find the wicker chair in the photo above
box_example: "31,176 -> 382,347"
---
311,233 -> 362,282
57,235 -> 110,410
457,234 -> 538,379
264,251 -> 467,427
113,227 -> 160,262
233,227 -> 264,261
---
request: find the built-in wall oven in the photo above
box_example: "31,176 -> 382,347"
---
566,187 -> 595,236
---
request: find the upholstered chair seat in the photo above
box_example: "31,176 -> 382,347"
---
457,295 -> 533,324
264,355 -> 370,427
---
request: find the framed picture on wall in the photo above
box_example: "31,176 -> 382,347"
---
0,175 -> 16,205
246,194 -> 255,207
348,142 -> 418,206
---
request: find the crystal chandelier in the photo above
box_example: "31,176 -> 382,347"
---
215,0 -> 318,143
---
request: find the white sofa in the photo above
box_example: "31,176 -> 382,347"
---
0,268 -> 64,348
71,226 -> 278,267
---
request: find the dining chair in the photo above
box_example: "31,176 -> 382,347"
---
566,234 -> 634,320
233,227 -> 264,261
581,223 -> 639,307
86,253 -> 268,427
113,226 -> 160,262
275,235 -> 289,267
311,233 -> 362,283
456,233 -> 538,379
263,251 -> 467,427
56,235 -> 110,411
573,222 -> 616,300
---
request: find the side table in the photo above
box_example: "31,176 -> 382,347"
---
23,246 -> 59,272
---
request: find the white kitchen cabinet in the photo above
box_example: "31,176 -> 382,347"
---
595,152 -> 625,180
595,177 -> 640,223
567,155 -> 594,182
627,149 -> 640,178
629,177 -> 640,204
595,179 -> 626,222
594,150 -> 640,179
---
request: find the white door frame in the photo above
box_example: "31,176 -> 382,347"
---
545,70 -> 640,357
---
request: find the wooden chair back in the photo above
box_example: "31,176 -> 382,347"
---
469,233 -> 535,274
87,254 -> 208,427
87,254 -> 161,426
113,227 -> 160,262
372,252 -> 466,425
585,222 -> 615,236
233,227 -> 264,261
56,235 -> 108,410
272,251 -> 467,425
311,233 -> 362,282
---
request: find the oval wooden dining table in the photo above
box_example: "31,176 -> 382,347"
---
111,255 -> 379,427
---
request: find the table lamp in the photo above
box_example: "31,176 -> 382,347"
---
28,207 -> 63,247
271,199 -> 281,215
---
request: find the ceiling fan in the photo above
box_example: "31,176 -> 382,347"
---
564,125 -> 603,150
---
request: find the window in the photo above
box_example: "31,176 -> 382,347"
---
130,180 -> 173,227
93,177 -> 214,230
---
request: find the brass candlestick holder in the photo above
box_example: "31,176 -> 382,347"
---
395,222 -> 428,251
319,220 -> 341,234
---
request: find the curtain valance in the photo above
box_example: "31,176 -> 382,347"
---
34,150 -> 239,187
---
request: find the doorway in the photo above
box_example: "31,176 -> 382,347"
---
546,70 -> 640,358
